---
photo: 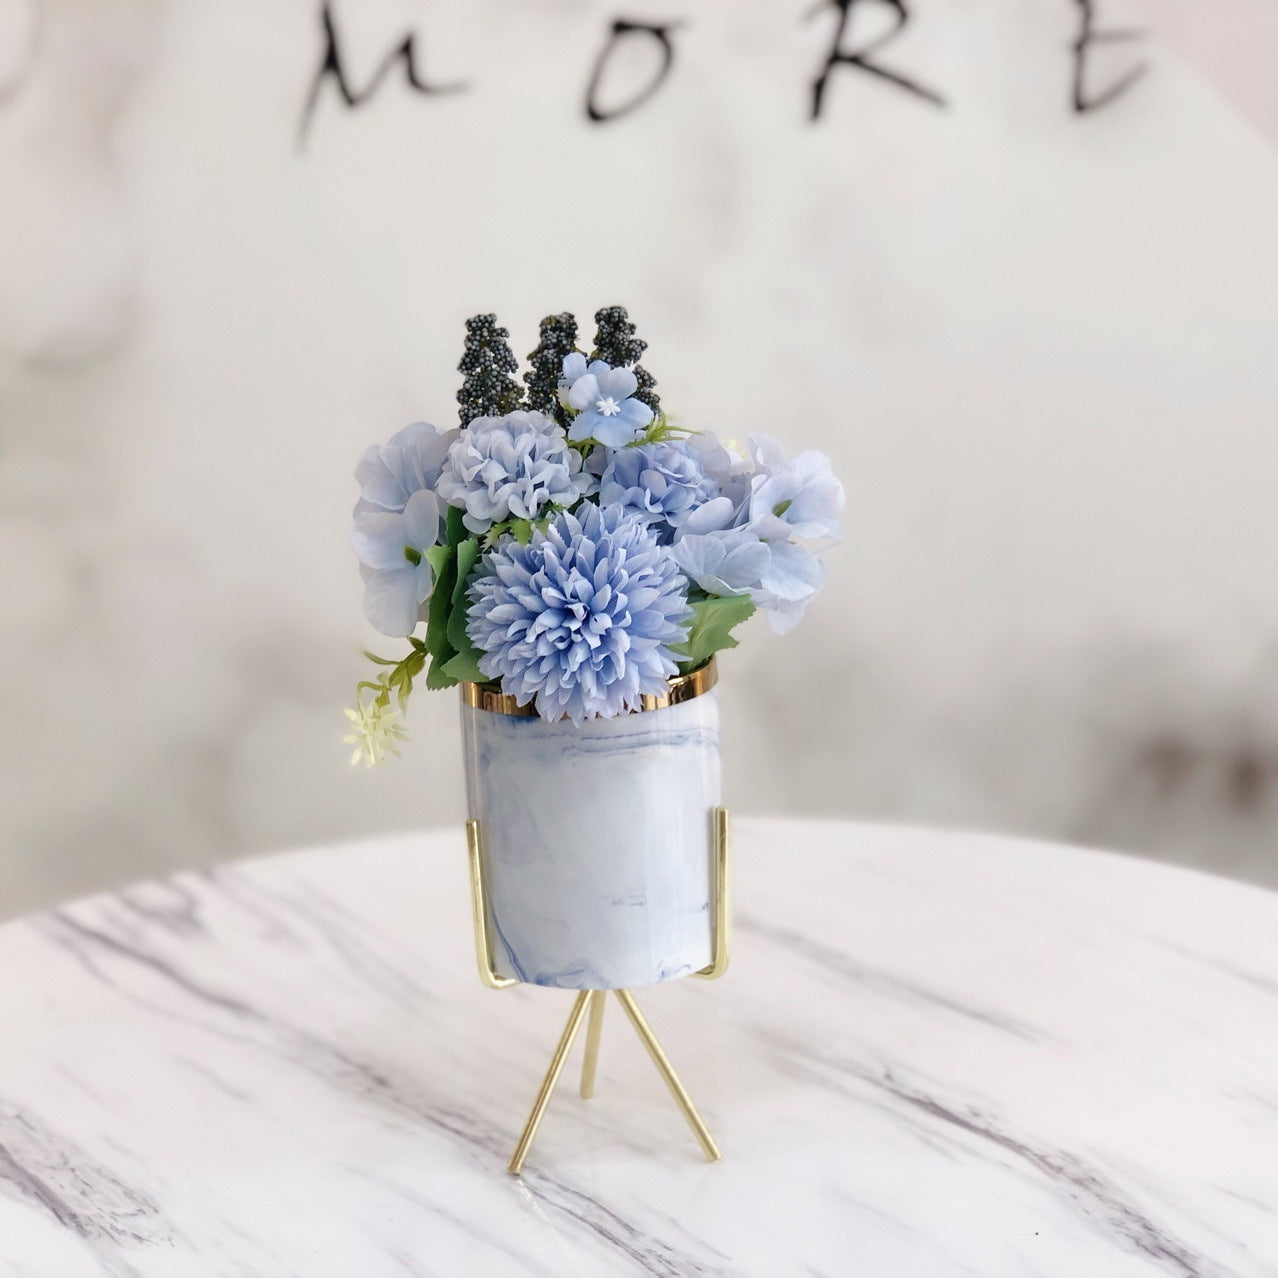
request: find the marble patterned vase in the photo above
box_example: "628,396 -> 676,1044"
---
460,662 -> 721,990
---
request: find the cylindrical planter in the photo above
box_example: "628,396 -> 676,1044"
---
460,661 -> 721,990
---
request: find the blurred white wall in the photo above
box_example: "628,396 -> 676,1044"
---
2,0 -> 1277,917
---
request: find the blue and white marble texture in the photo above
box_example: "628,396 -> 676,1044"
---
460,692 -> 720,989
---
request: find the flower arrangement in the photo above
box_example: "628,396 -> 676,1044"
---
346,307 -> 843,763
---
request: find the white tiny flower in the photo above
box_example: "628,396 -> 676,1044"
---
344,700 -> 409,767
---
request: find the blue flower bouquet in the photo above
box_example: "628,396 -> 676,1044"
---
347,307 -> 842,991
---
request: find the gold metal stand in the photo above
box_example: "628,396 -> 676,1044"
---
580,990 -> 605,1099
465,808 -> 731,1175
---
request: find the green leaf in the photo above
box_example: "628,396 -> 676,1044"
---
424,544 -> 458,663
509,518 -> 533,545
445,505 -> 467,548
424,652 -> 459,690
386,648 -> 425,710
362,650 -> 399,666
447,538 -> 481,654
441,646 -> 487,684
443,537 -> 491,685
423,544 -> 452,580
672,594 -> 756,668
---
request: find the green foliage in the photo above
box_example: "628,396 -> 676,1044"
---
447,538 -> 481,647
424,655 -> 460,691
422,507 -> 473,688
456,313 -> 522,426
357,638 -> 427,713
422,546 -> 454,663
643,412 -> 692,445
441,645 -> 486,684
418,510 -> 492,690
590,305 -> 661,415
524,312 -> 578,425
672,594 -> 755,671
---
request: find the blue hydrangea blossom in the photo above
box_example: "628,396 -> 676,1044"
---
436,410 -> 592,534
598,440 -> 720,540
467,504 -> 691,723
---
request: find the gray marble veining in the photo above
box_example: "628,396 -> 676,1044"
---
0,818 -> 1275,1275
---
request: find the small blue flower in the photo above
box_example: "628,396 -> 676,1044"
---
352,421 -> 456,636
557,352 -> 600,404
354,421 -> 457,517
467,504 -> 691,724
670,525 -> 824,634
746,437 -> 844,543
667,433 -> 838,636
598,439 -> 720,541
435,410 -> 591,534
352,489 -> 441,636
563,354 -> 654,447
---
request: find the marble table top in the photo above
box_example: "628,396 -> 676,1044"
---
1,819 -> 1276,1277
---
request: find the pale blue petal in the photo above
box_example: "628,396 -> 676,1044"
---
591,416 -> 640,448
358,471 -> 407,513
719,537 -> 771,588
763,594 -> 809,635
678,497 -> 736,536
597,367 -> 638,401
363,567 -> 420,637
759,540 -> 824,601
354,445 -> 386,488
352,512 -> 408,570
618,397 -> 654,429
401,488 -> 441,549
567,374 -> 601,411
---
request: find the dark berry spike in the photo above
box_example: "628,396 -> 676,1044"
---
524,312 -> 579,425
456,313 -> 522,426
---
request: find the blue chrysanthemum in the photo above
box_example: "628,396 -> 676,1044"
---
467,504 -> 691,723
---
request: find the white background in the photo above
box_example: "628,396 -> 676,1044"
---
2,0 -> 1277,915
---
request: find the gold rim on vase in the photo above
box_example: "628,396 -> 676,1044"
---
460,657 -> 718,718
